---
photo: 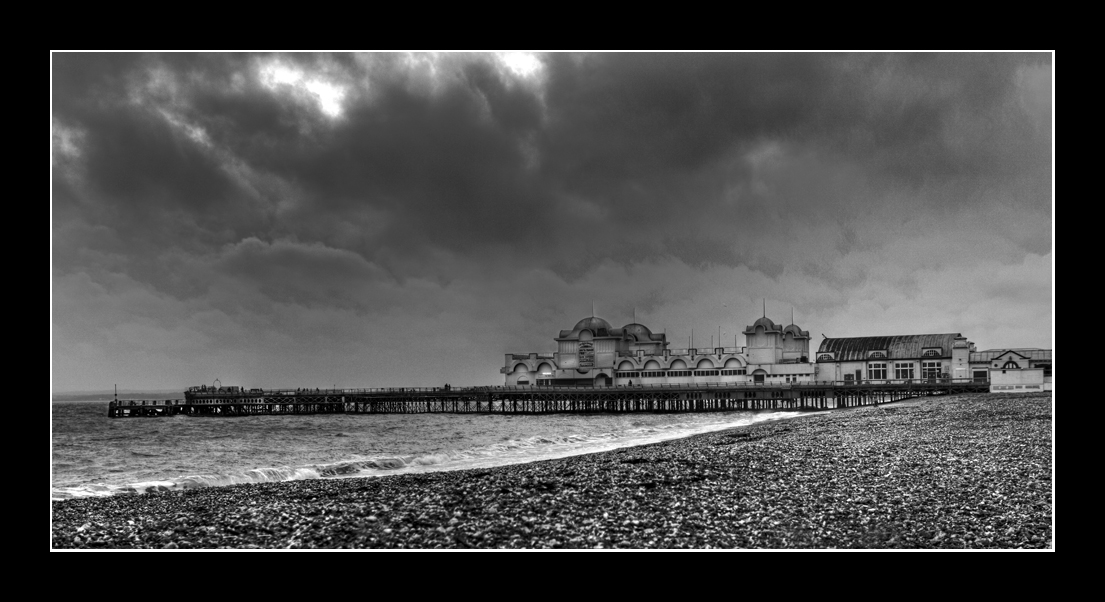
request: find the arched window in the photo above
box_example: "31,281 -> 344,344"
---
1001,360 -> 1020,369
818,354 -> 833,361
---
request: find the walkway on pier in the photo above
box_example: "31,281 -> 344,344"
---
107,380 -> 990,417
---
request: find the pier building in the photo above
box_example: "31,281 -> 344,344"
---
814,334 -> 974,383
501,313 -> 816,387
970,348 -> 1053,392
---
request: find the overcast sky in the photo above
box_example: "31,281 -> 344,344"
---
52,52 -> 1053,392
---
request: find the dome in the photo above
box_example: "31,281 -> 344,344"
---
621,323 -> 653,341
752,316 -> 776,330
572,316 -> 613,334
783,324 -> 805,336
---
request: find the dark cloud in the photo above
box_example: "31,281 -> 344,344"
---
52,52 -> 1053,391
55,53 -> 1052,269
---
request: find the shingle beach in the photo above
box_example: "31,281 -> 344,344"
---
52,392 -> 1052,549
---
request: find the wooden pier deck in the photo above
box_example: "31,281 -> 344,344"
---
107,380 -> 990,417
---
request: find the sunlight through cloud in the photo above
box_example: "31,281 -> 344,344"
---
259,60 -> 347,118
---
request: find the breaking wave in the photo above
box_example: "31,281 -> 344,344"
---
49,404 -> 822,501
51,407 -> 810,500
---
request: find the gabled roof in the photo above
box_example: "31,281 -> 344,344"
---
817,334 -> 962,361
970,348 -> 1052,362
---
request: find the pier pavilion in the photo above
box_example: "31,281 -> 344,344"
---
814,334 -> 974,383
501,313 -> 815,387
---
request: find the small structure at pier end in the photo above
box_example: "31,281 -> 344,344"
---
502,313 -> 815,387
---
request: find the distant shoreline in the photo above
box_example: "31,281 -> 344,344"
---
53,393 -> 185,402
52,392 -> 1053,549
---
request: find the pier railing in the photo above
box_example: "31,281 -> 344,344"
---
180,377 -> 985,396
109,379 -> 992,418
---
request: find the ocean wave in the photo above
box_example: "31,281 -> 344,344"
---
52,410 -> 809,500
51,467 -> 324,500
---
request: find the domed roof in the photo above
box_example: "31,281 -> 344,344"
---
783,323 -> 806,336
572,316 -> 613,333
621,322 -> 653,341
753,316 -> 776,329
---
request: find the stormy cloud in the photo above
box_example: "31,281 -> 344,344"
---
52,52 -> 1052,391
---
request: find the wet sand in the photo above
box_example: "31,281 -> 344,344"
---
52,392 -> 1052,549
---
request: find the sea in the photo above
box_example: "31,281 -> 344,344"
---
52,400 -> 809,501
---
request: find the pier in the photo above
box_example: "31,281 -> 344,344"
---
107,380 -> 990,417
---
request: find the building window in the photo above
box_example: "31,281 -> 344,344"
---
922,361 -> 941,378
869,351 -> 886,359
1038,363 -> 1052,377
619,371 -> 673,378
895,362 -> 915,379
868,362 -> 887,380
923,349 -> 941,357
817,354 -> 833,361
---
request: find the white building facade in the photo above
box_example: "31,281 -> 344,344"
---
970,348 -> 1053,392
